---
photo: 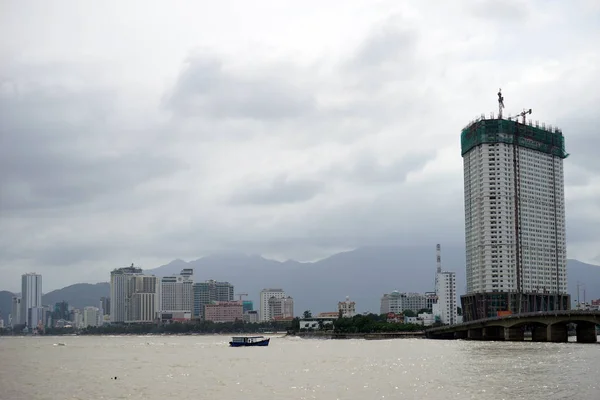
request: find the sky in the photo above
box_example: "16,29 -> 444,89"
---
1,0 -> 599,292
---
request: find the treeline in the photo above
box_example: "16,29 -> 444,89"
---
292,313 -> 443,334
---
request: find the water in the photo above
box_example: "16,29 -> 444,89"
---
1,335 -> 599,400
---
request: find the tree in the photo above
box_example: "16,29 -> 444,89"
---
403,310 -> 416,317
417,308 -> 432,314
303,310 -> 312,319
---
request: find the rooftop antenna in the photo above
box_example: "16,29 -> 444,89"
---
498,88 -> 504,119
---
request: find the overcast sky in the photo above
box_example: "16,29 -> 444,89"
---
1,0 -> 599,292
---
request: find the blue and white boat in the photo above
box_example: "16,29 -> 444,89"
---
229,336 -> 270,347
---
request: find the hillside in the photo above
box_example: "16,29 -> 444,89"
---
42,283 -> 110,310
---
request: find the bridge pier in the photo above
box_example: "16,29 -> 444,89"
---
576,322 -> 598,343
454,330 -> 468,339
547,323 -> 568,343
483,326 -> 504,341
467,328 -> 482,340
531,326 -> 548,342
504,326 -> 524,341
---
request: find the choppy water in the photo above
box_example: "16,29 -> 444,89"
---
1,335 -> 599,400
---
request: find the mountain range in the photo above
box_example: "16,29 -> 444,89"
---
1,245 -> 599,317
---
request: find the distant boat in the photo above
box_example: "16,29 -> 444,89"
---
229,336 -> 270,347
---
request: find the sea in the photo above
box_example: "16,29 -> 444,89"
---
0,335 -> 599,400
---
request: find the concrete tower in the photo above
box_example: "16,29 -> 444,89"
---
460,94 -> 570,321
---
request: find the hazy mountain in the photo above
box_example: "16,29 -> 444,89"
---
2,246 -> 599,315
42,283 -> 110,310
146,246 -> 600,313
0,291 -> 14,321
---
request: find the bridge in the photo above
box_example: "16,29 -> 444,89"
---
426,310 -> 600,343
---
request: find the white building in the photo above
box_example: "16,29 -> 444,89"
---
10,297 -> 21,327
461,113 -> 569,319
436,271 -> 457,325
20,273 -> 42,327
259,289 -> 287,322
380,291 -> 427,314
338,296 -> 356,317
83,307 -> 100,328
160,269 -> 194,320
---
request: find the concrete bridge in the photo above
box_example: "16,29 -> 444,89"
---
426,310 -> 600,343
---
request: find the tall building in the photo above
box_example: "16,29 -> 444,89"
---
435,271 -> 457,325
126,275 -> 158,323
20,273 -> 42,327
110,264 -> 157,323
192,280 -> 234,320
461,95 -> 570,321
83,307 -> 100,328
160,269 -> 194,320
100,297 -> 110,317
10,297 -> 21,328
110,264 -> 142,323
259,289 -> 287,322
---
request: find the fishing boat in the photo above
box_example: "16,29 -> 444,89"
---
229,336 -> 270,347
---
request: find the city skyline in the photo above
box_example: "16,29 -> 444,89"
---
1,2 -> 599,291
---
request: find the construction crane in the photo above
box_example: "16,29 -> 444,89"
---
497,88 -> 504,119
236,293 -> 248,301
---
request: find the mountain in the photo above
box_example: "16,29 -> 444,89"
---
2,246 -> 599,315
145,246 -> 600,314
0,291 -> 15,321
42,283 -> 110,310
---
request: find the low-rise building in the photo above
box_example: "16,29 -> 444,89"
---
204,301 -> 243,323
338,296 -> 356,318
243,310 -> 259,323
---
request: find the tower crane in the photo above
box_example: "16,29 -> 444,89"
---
236,293 -> 248,301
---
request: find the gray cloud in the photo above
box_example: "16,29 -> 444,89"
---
0,1 -> 599,291
164,54 -> 316,120
229,174 -> 325,205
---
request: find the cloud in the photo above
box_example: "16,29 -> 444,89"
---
164,54 -> 316,120
0,0 -> 599,292
229,174 -> 325,205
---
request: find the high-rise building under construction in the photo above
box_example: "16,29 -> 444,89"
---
460,91 -> 570,321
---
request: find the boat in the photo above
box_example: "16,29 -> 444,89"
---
229,336 -> 270,347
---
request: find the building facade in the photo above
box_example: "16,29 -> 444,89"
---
110,264 -> 143,323
338,297 -> 356,318
83,307 -> 100,328
126,275 -> 158,323
204,301 -> 243,323
461,115 -> 569,320
259,289 -> 287,322
435,271 -> 457,325
10,297 -> 21,328
20,273 -> 42,327
160,269 -> 194,320
110,264 -> 157,323
267,296 -> 294,320
192,280 -> 234,320
380,291 -> 427,314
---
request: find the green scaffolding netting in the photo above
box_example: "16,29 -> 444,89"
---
461,119 -> 568,158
